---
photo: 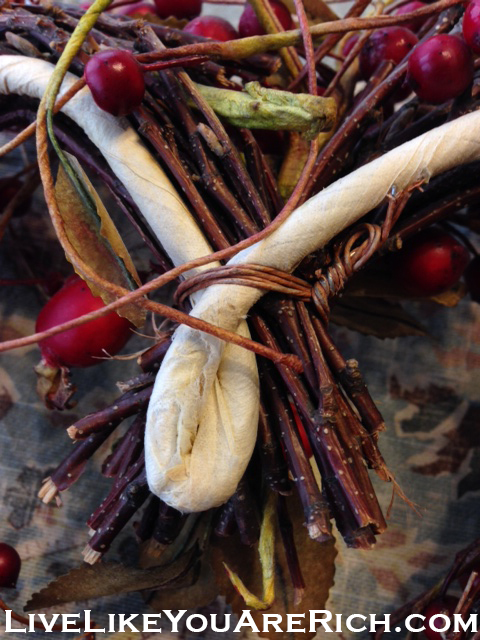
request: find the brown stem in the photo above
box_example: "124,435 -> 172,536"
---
257,402 -> 291,495
258,359 -> 333,541
293,0 -> 317,95
232,476 -> 261,545
249,0 -> 303,79
288,0 -> 371,91
137,332 -> 173,372
277,495 -> 306,604
312,315 -> 385,435
214,500 -> 237,537
87,467 -> 149,558
152,501 -> 186,545
140,54 -> 210,72
101,412 -> 147,478
67,386 -> 152,440
136,105 -> 231,251
324,27 -> 371,97
154,66 -> 261,237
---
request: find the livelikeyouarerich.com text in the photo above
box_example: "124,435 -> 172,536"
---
2,609 -> 480,634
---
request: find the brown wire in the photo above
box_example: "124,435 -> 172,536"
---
174,222 -> 387,321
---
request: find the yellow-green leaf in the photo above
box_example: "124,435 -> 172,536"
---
211,493 -> 337,640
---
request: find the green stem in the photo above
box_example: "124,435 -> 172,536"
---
41,0 -> 115,210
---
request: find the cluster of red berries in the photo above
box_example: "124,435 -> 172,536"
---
73,0 -> 480,367
359,26 -> 476,105
83,0 -> 295,115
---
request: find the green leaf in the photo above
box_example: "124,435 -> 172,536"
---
55,153 -> 145,327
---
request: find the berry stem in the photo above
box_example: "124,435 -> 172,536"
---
139,54 -> 210,72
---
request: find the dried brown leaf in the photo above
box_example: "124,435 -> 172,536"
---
430,283 -> 466,307
25,545 -> 199,611
146,548 -> 219,610
211,494 -> 336,640
331,296 -> 427,338
140,514 -> 218,610
55,155 -> 145,327
348,270 -> 466,307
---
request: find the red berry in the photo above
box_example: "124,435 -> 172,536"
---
183,16 -> 238,41
465,254 -> 480,302
422,597 -> 457,640
359,27 -> 418,80
394,1 -> 429,31
115,1 -> 156,16
238,0 -> 293,38
407,34 -> 474,104
0,543 -> 21,589
463,0 -> 480,53
36,276 -> 133,368
84,50 -> 145,116
392,229 -> 470,296
153,0 -> 201,19
342,34 -> 360,57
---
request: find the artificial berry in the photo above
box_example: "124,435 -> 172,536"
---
391,228 -> 470,297
463,0 -> 480,54
183,16 -> 238,41
422,597 -> 457,640
153,0 -> 201,19
465,254 -> 480,303
407,34 -> 474,104
0,543 -> 21,589
84,49 -> 145,116
238,0 -> 293,38
115,1 -> 156,16
359,26 -> 418,80
342,34 -> 360,57
36,275 -> 133,369
394,1 -> 429,32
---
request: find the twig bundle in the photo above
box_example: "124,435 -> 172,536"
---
0,0 -> 479,607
